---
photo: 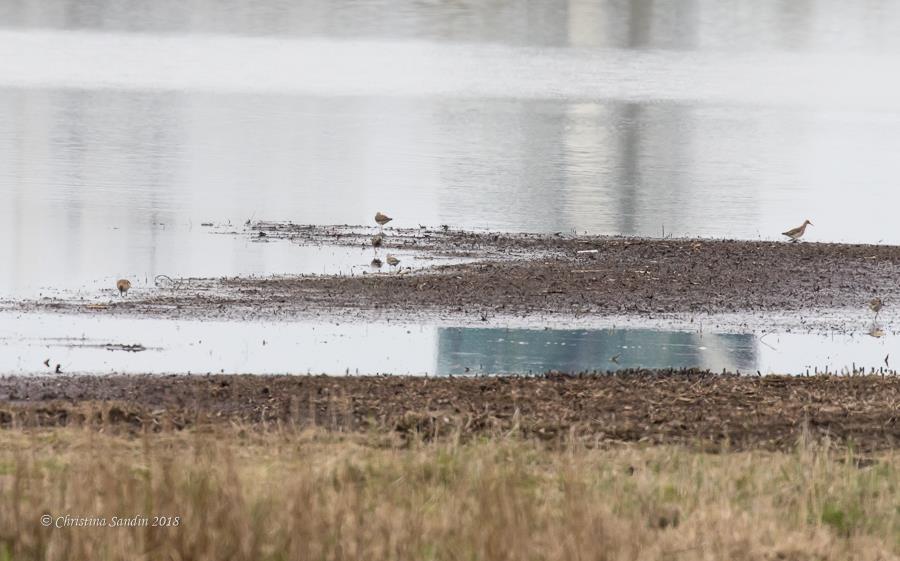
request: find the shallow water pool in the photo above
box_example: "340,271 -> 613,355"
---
1,312 -> 894,376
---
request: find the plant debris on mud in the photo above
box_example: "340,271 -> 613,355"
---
8,225 -> 900,328
3,371 -> 900,451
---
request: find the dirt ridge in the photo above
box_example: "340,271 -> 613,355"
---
3,371 -> 900,451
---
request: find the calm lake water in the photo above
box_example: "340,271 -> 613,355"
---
1,1 -> 898,376
2,0 -> 900,297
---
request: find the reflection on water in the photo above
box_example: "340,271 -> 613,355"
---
0,313 -> 894,376
436,327 -> 758,374
4,89 -> 900,295
2,0 -> 900,298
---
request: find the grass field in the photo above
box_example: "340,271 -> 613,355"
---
0,427 -> 898,561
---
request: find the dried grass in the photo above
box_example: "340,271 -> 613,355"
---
0,427 -> 898,560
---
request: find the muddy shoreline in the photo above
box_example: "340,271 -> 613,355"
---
3,372 -> 900,451
6,225 -> 898,330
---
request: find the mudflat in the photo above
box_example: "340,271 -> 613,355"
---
3,371 -> 899,451
7,225 -> 899,328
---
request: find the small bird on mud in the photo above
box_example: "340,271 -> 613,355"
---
781,220 -> 813,242
372,234 -> 384,248
869,297 -> 884,320
375,212 -> 393,228
116,279 -> 132,297
371,257 -> 383,268
386,255 -> 400,270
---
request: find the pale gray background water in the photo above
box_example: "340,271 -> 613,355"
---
2,0 -> 900,297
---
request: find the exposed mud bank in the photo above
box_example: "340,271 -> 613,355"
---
5,226 -> 898,331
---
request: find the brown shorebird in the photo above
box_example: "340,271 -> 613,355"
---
371,257 -> 383,268
116,279 -> 132,297
870,297 -> 884,320
781,220 -> 813,242
375,212 -> 393,228
371,234 -> 384,248
386,255 -> 400,270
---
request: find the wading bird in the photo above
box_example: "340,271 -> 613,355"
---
781,220 -> 813,242
375,212 -> 393,229
372,234 -> 384,248
371,257 -> 383,268
386,254 -> 400,270
116,279 -> 132,297
870,297 -> 884,320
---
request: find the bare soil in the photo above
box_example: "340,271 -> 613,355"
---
3,372 -> 899,451
7,225 -> 899,327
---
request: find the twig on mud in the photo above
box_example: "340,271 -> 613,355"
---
154,274 -> 186,290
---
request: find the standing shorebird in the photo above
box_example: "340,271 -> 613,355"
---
375,212 -> 393,230
371,257 -> 383,269
371,234 -> 384,248
870,297 -> 884,320
781,220 -> 813,242
386,254 -> 400,271
116,279 -> 132,297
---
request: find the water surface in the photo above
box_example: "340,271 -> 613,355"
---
1,312 -> 894,376
2,1 -> 899,299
